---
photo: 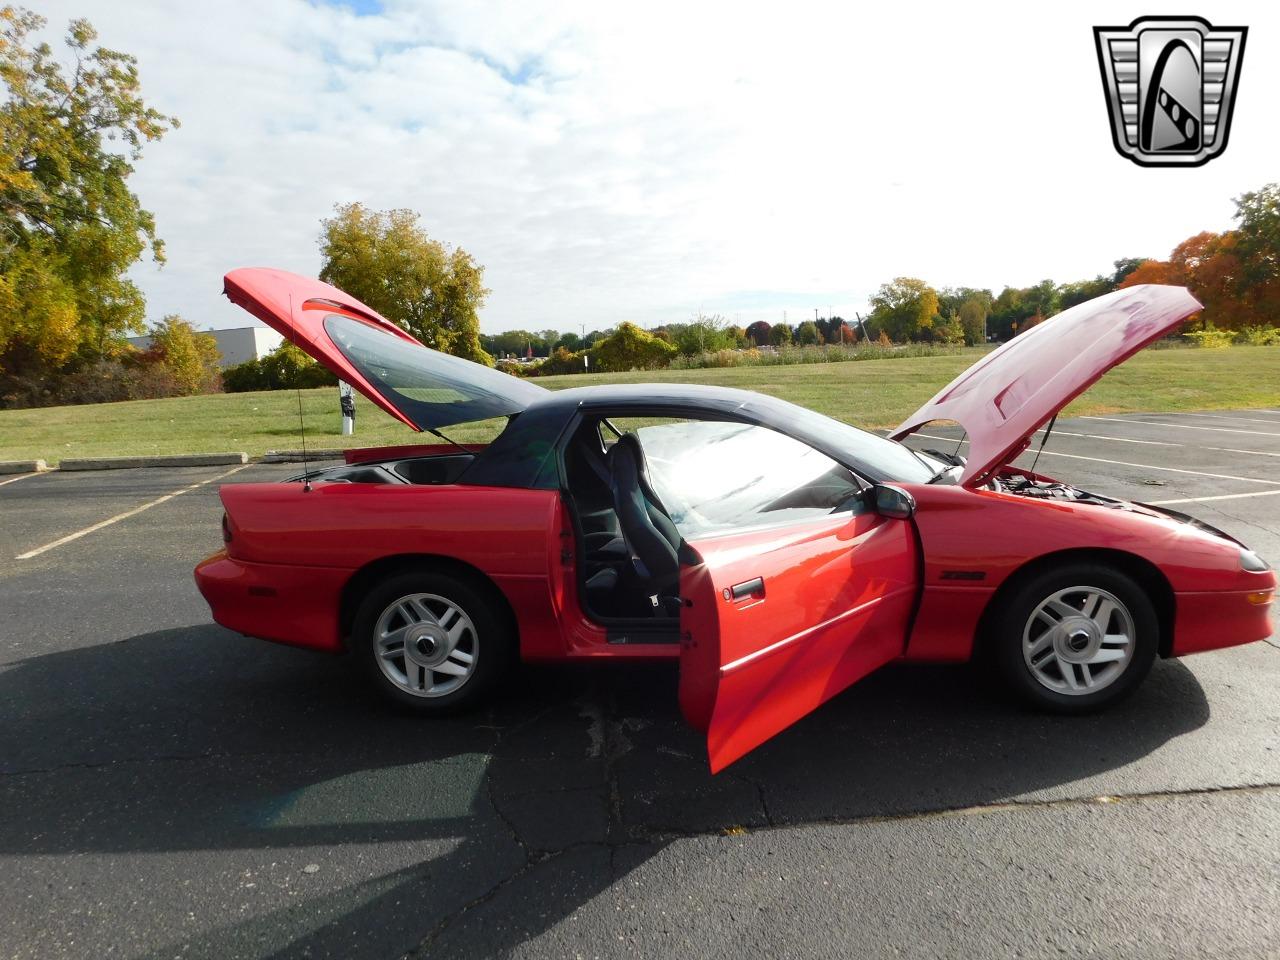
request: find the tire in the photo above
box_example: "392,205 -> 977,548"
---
989,562 -> 1158,714
352,569 -> 513,714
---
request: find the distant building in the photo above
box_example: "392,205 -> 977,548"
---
128,326 -> 285,369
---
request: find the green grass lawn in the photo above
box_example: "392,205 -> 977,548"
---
2,346 -> 1278,465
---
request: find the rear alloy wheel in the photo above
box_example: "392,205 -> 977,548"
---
991,564 -> 1157,713
353,571 -> 511,713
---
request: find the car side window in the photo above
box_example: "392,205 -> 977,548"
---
602,417 -> 865,537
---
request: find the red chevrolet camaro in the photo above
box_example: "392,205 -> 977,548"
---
196,269 -> 1275,772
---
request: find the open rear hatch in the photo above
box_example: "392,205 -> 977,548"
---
891,284 -> 1202,485
223,267 -> 546,431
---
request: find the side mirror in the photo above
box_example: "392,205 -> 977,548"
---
873,483 -> 916,520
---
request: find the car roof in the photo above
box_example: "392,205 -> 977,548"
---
525,381 -> 763,415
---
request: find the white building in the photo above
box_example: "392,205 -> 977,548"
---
128,326 -> 285,368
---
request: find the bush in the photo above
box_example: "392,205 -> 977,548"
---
1184,326 -> 1234,348
590,322 -> 677,372
1235,325 -> 1280,346
223,343 -> 337,392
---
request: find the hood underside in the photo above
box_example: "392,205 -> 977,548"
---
891,284 -> 1202,485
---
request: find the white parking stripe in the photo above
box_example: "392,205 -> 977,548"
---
1082,416 -> 1280,438
1031,430 -> 1280,460
1147,490 -> 1280,506
1173,412 -> 1280,425
14,464 -> 250,560
1053,430 -> 1179,447
910,433 -> 1280,486
0,472 -> 39,487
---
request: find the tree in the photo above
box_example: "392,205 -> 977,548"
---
957,297 -> 987,345
795,320 -> 822,345
318,203 -> 493,365
869,277 -> 939,342
590,322 -> 676,372
1233,183 -> 1280,287
768,323 -> 792,346
145,315 -> 220,395
744,320 -> 771,346
666,313 -> 735,355
0,8 -> 177,390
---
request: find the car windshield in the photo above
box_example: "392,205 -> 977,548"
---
322,313 -> 545,430
746,395 -> 946,483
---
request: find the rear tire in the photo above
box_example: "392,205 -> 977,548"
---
352,570 -> 513,713
989,563 -> 1157,714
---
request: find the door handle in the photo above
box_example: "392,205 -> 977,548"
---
728,577 -> 765,601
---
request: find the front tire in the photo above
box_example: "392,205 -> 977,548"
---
353,570 -> 512,713
990,563 -> 1157,713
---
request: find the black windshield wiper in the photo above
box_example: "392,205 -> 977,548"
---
926,463 -> 963,484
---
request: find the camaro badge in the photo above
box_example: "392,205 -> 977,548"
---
1094,16 -> 1246,167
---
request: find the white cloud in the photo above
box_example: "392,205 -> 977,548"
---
35,0 -> 1280,332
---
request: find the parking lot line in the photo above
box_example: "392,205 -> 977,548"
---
0,472 -> 39,487
1146,490 -> 1280,506
1174,412 -> 1280,425
14,464 -> 250,560
1045,430 -> 1280,460
1053,430 -> 1179,447
910,433 -> 1280,486
1082,416 -> 1280,438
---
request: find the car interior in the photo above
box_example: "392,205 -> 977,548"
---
562,415 -> 696,623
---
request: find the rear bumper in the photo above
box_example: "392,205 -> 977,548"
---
1172,583 -> 1275,656
194,550 -> 349,653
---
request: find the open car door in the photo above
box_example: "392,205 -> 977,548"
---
678,509 -> 919,772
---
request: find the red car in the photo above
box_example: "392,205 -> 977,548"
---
196,268 -> 1276,772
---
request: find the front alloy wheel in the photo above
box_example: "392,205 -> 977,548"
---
1022,586 -> 1135,696
992,563 -> 1157,713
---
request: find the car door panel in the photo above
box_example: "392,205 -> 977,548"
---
679,511 -> 918,772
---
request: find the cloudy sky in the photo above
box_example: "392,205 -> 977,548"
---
36,1 -> 1280,333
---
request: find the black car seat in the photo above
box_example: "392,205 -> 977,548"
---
607,434 -> 685,592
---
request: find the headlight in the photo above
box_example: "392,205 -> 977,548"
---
1240,549 -> 1270,572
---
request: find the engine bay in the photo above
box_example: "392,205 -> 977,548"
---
987,473 -> 1118,505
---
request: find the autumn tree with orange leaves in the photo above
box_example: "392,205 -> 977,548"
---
1121,185 -> 1280,331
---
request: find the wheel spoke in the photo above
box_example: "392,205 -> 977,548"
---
433,659 -> 468,677
1059,659 -> 1080,690
1101,632 -> 1130,647
407,597 -> 435,624
404,660 -> 424,691
1079,662 -> 1094,687
1087,647 -> 1126,664
448,648 -> 474,665
379,640 -> 405,660
1045,598 -> 1080,620
1088,596 -> 1117,634
380,623 -> 411,647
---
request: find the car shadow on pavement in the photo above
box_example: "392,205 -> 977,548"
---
0,624 -> 1210,959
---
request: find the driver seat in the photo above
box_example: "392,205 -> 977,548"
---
607,433 -> 685,594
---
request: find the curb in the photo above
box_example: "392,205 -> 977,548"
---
261,449 -> 346,463
0,460 -> 47,475
58,453 -> 249,471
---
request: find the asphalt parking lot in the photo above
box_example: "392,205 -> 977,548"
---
1,409 -> 1278,960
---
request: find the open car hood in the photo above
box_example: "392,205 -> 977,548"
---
891,285 -> 1202,485
223,268 -> 546,432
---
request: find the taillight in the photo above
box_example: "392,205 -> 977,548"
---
221,512 -> 232,544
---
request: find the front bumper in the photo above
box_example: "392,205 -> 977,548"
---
1172,579 -> 1276,656
194,550 -> 350,653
